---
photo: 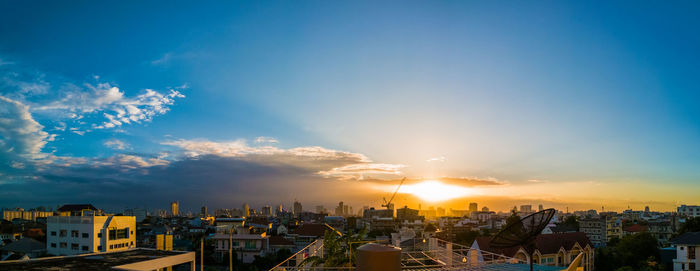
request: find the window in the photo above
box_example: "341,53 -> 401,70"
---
60,242 -> 67,248
81,246 -> 88,251
689,263 -> 695,270
82,233 -> 89,238
109,229 -> 129,240
97,245 -> 102,251
51,243 -> 56,248
71,230 -> 79,237
110,244 -> 113,249
109,230 -> 116,240
245,240 -> 256,249
59,230 -> 67,237
71,243 -> 79,250
131,241 -> 133,246
51,231 -> 56,236
97,233 -> 102,238
689,246 -> 696,260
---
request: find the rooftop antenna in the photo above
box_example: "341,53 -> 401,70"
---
490,208 -> 556,271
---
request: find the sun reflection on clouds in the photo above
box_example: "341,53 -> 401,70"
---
397,180 -> 476,202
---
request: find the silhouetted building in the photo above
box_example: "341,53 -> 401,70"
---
170,201 -> 179,217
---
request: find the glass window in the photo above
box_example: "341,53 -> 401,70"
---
245,240 -> 256,249
71,230 -> 79,237
109,230 -> 116,240
51,243 -> 56,248
98,233 -> 102,238
71,243 -> 79,250
97,245 -> 102,250
59,230 -> 67,237
51,231 -> 56,236
81,246 -> 88,251
82,233 -> 89,238
60,242 -> 67,248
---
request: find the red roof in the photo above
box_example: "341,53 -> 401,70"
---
290,224 -> 339,237
623,224 -> 648,233
476,232 -> 592,256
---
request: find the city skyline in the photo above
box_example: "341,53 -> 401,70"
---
1,1 -> 700,211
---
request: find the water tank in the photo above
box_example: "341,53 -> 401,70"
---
356,243 -> 401,271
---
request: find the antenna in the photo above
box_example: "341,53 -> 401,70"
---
490,208 -> 555,271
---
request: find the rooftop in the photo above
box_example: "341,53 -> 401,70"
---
671,232 -> 700,245
0,248 -> 193,271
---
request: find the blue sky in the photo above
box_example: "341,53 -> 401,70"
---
1,1 -> 699,212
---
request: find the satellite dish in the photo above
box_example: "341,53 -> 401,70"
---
490,208 -> 556,271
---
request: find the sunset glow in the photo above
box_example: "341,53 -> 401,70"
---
398,180 -> 475,202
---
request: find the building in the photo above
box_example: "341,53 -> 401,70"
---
472,232 -> 594,270
671,232 -> 700,271
605,216 -> 622,241
57,204 -> 102,217
396,206 -> 423,222
335,202 -> 346,216
243,203 -> 250,217
47,216 -> 136,256
2,209 -> 53,222
0,248 -> 194,270
211,226 -> 269,263
468,203 -> 478,213
293,201 -> 302,216
580,217 -> 606,247
520,205 -> 533,213
0,238 -> 46,259
201,206 -> 208,217
170,201 -> 179,217
261,206 -> 272,216
622,224 -> 648,236
679,205 -> 700,218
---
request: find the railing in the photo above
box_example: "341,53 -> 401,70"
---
269,239 -> 324,271
268,237 -> 536,271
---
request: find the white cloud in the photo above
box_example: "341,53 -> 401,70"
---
0,95 -> 50,160
318,163 -> 406,178
426,156 -> 446,162
96,154 -> 169,169
255,136 -> 279,144
33,82 -> 185,131
104,139 -> 130,150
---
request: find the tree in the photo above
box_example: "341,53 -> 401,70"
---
595,232 -> 661,271
677,217 -> 700,235
455,230 -> 479,246
562,215 -> 580,231
300,228 -> 367,267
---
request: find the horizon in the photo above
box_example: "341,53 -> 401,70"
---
1,1 -> 699,212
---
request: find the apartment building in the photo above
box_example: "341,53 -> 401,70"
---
672,232 -> 700,271
679,205 -> 700,218
2,209 -> 53,222
46,216 -> 136,256
580,218 -> 606,247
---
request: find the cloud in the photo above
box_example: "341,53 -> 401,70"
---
33,83 -> 185,130
527,179 -> 549,183
318,163 -> 406,179
104,139 -> 130,150
361,177 -> 505,187
426,156 -> 446,162
255,136 -> 279,144
0,96 -> 50,161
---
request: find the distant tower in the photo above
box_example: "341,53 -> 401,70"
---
293,200 -> 302,216
482,206 -> 490,212
243,203 -> 250,217
262,205 -> 272,216
201,206 -> 207,217
538,204 -> 543,212
469,202 -> 478,213
645,206 -> 650,213
170,201 -> 179,217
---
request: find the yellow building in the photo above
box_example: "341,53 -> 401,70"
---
3,209 -> 54,221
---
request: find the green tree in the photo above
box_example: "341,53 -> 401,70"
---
455,230 -> 479,246
424,223 -> 437,232
677,217 -> 700,235
595,232 -> 661,271
562,215 -> 580,231
300,228 -> 367,267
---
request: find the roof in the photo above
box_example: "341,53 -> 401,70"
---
671,232 -> 700,245
290,224 -> 339,237
0,238 -> 46,253
57,204 -> 98,212
623,224 -> 648,233
0,248 -> 189,271
476,232 -> 592,256
211,233 -> 266,240
268,236 -> 295,246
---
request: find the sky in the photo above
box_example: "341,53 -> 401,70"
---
1,1 -> 699,213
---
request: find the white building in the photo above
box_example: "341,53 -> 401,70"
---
678,205 -> 700,218
47,216 -> 136,256
672,232 -> 700,271
211,226 -> 269,263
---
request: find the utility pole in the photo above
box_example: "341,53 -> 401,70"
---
229,227 -> 233,271
200,237 -> 204,271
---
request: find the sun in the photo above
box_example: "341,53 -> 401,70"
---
398,180 -> 474,202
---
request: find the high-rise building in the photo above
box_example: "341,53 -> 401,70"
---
243,203 -> 250,217
201,206 -> 207,217
293,201 -> 302,215
468,202 -> 478,213
538,204 -> 544,212
315,205 -> 325,214
262,206 -> 272,216
645,206 -> 650,213
170,201 -> 179,217
520,205 -> 532,213
124,208 -> 147,223
47,215 -> 136,256
335,202 -> 345,216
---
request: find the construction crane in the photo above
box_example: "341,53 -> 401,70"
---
382,177 -> 406,210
